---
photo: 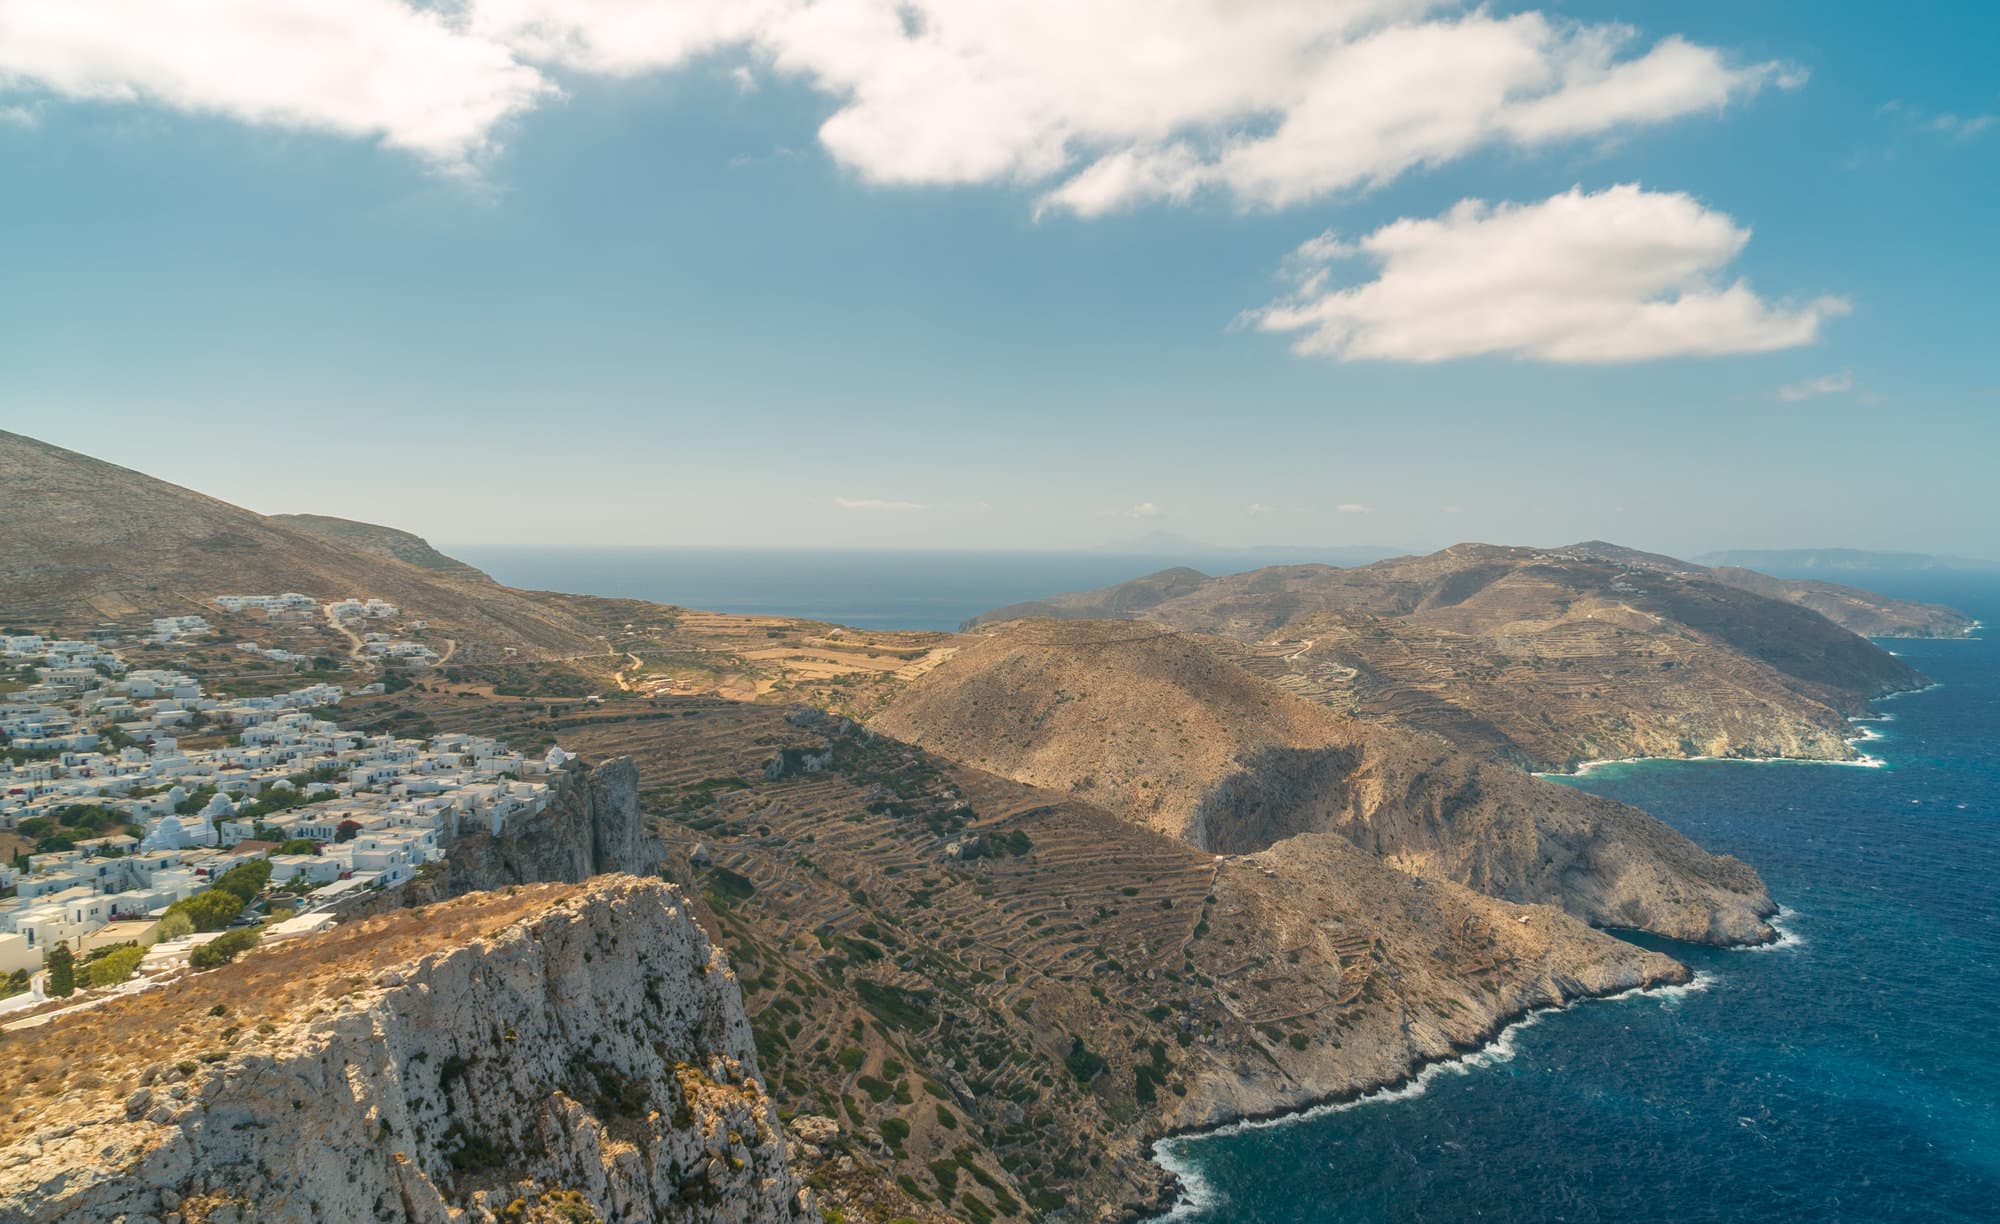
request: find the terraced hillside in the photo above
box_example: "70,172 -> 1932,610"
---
965,542 -> 1938,769
358,687 -> 1692,1221
872,621 -> 1774,945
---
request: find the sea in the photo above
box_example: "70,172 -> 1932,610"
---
463,549 -> 2000,1222
449,546 -> 1363,632
1152,572 -> 2000,1223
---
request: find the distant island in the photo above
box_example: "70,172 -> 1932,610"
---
1699,548 -> 2000,573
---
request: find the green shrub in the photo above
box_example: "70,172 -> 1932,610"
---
1064,1037 -> 1106,1084
190,927 -> 260,970
82,944 -> 145,988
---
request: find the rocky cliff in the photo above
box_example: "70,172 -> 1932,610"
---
428,756 -> 653,897
0,878 -> 815,1224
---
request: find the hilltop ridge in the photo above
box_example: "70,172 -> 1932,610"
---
269,512 -> 493,581
873,620 -> 1773,945
0,431 -> 596,660
962,541 -> 1945,769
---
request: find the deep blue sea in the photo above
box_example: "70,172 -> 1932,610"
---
1154,572 -> 2000,1223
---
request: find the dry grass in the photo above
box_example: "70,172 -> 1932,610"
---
0,882 -> 580,1145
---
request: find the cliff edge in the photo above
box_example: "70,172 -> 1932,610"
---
0,877 -> 814,1224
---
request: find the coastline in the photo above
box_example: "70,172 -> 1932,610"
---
1530,675 -> 1952,779
1136,968 -> 1717,1223
1536,749 -> 1886,779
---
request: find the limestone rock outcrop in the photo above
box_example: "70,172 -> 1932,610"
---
433,756 -> 652,895
0,877 -> 813,1224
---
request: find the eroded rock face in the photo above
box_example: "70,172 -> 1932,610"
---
434,756 -> 652,895
1194,743 -> 1775,946
0,877 -> 813,1224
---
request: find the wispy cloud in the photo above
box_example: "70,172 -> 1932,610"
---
1247,502 -> 1277,516
1337,503 -> 1376,515
0,104 -> 40,129
1097,502 -> 1165,519
1881,100 -> 1996,141
1776,371 -> 1854,402
833,496 -> 928,512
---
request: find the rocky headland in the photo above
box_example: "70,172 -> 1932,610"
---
963,541 -> 1945,771
0,878 -> 812,1224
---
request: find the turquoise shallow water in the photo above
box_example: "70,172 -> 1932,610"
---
1154,575 -> 2000,1223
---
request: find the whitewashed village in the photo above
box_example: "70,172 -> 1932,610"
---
0,593 -> 558,1021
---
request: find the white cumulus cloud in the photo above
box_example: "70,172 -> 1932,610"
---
0,0 -> 554,169
1336,503 -> 1375,514
1776,371 -> 1854,402
1248,184 -> 1848,363
834,496 -> 927,511
0,1 -> 1792,202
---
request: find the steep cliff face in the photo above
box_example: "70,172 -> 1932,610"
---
433,756 -> 652,895
0,878 -> 814,1224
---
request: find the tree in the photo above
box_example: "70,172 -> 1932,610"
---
212,859 -> 272,904
190,927 -> 260,970
155,910 -> 195,941
82,944 -> 144,989
46,944 -> 75,997
276,838 -> 318,856
165,889 -> 242,932
335,820 -> 362,843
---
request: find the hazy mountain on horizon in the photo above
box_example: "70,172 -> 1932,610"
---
1699,548 -> 2000,573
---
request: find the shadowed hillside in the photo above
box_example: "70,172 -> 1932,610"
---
872,620 -> 1774,945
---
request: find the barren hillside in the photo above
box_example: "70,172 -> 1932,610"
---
964,542 -> 1940,769
0,431 -> 597,660
872,621 -> 1773,945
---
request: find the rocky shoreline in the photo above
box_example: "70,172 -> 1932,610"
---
1127,959 -> 1708,1222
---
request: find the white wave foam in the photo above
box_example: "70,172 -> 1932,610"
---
1544,749 -> 1886,779
1878,682 -> 1943,703
1145,976 -> 1713,1217
1733,906 -> 1804,954
1148,1139 -> 1223,1222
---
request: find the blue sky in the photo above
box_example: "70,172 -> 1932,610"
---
1,1 -> 1994,557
